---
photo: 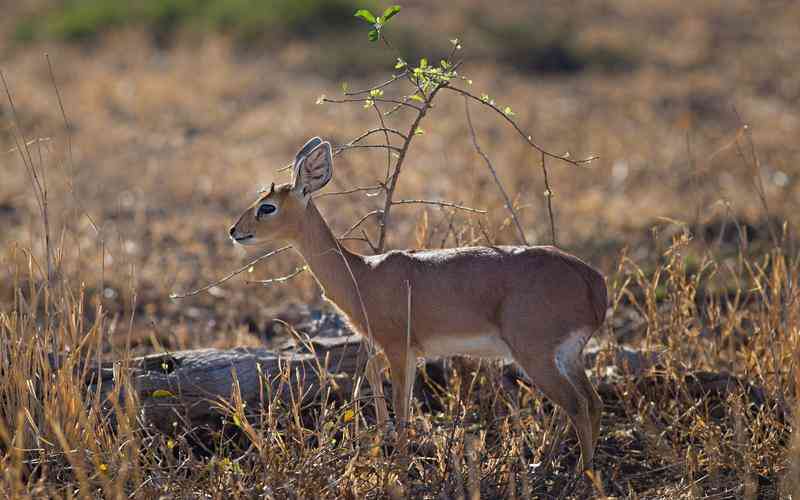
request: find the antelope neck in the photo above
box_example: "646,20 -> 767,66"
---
293,202 -> 370,329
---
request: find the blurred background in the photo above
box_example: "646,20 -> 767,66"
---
1,0 -> 799,352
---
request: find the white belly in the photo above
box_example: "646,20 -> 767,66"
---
417,332 -> 513,360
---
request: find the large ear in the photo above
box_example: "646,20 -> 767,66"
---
292,137 -> 333,203
294,137 -> 322,162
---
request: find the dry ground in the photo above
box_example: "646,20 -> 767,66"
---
1,1 -> 799,498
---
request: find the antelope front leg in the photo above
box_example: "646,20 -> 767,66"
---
387,348 -> 418,452
365,353 -> 390,429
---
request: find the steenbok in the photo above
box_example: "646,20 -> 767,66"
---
229,137 -> 607,470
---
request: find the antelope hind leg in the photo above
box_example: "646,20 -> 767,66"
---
365,354 -> 390,429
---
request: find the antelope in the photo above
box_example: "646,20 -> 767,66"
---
229,137 -> 607,470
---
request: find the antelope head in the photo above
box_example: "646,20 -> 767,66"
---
228,137 -> 333,246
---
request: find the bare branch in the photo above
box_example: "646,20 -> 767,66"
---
348,127 -> 409,143
540,152 -> 557,246
344,71 -> 408,96
336,144 -> 403,154
169,245 -> 293,299
372,101 -> 394,183
321,96 -> 422,112
275,128 -> 407,174
314,185 -> 383,199
392,199 -> 487,214
245,266 -> 307,286
377,84 -> 445,252
382,95 -> 418,117
446,85 -> 598,167
339,210 -> 382,239
360,229 -> 379,253
338,233 -> 378,254
464,98 -> 529,245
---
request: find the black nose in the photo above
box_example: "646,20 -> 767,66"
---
229,226 -> 236,238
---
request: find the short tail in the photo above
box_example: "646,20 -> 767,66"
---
587,267 -> 608,329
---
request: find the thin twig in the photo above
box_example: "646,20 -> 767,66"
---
382,95 -> 417,118
392,199 -> 487,214
446,85 -> 598,167
337,144 -> 403,153
169,245 -> 292,299
337,236 -> 371,243
314,185 -> 383,199
464,97 -> 529,245
337,233 -> 378,253
372,101 -> 394,183
245,266 -> 307,286
322,96 -> 422,112
359,229 -> 378,253
276,128 -> 409,174
348,126 -> 409,143
540,151 -> 557,246
339,210 -> 382,239
344,71 -> 408,96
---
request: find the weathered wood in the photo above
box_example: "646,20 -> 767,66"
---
89,334 -> 370,433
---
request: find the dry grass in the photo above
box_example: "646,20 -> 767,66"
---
2,219 -> 798,498
1,1 -> 800,498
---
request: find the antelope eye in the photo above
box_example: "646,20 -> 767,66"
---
256,203 -> 277,219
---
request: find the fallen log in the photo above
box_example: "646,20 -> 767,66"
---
89,333 -> 370,434
80,309 -> 774,437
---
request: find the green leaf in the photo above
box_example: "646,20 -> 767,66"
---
382,5 -> 401,21
503,106 -> 515,116
395,58 -> 407,69
354,9 -> 376,23
409,94 -> 425,102
368,28 -> 379,42
419,58 -> 428,69
414,127 -> 425,135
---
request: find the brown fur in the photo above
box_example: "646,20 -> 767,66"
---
231,180 -> 607,470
